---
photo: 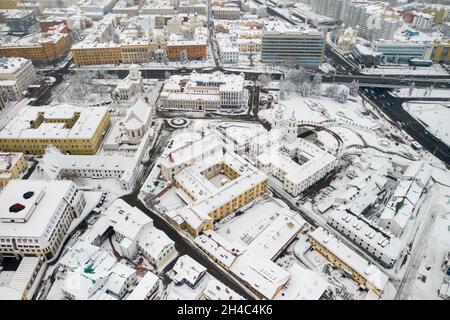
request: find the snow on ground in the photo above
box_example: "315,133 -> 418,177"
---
407,185 -> 450,300
259,90 -> 379,130
391,88 -> 450,99
403,101 -> 450,147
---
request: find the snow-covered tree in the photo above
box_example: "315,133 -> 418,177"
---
257,73 -> 271,88
335,85 -> 349,103
300,82 -> 312,97
312,73 -> 322,94
409,82 -> 415,95
180,50 -> 189,64
349,80 -> 359,96
325,84 -> 338,99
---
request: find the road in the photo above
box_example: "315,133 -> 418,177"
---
361,88 -> 450,165
395,211 -> 436,300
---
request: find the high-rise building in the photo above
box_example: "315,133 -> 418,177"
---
261,21 -> 325,68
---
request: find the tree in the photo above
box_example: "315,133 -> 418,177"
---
180,50 -> 189,64
325,84 -> 339,99
248,53 -> 255,67
300,82 -> 312,97
409,82 -> 415,96
349,80 -> 359,96
286,66 -> 307,86
312,73 -> 322,95
257,73 -> 271,88
336,85 -> 349,103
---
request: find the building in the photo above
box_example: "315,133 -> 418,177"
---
343,1 -> 402,41
337,24 -> 358,52
106,199 -> 177,270
168,146 -> 268,237
379,179 -> 427,237
256,138 -> 338,197
310,0 -> 348,21
0,104 -> 111,155
127,271 -> 159,300
160,71 -> 246,111
351,43 -> 383,66
423,5 -> 450,24
309,227 -> 389,296
159,133 -> 224,180
72,42 -> 122,66
169,255 -> 207,289
212,5 -> 241,20
261,20 -> 325,68
4,9 -> 37,34
60,248 -> 137,300
412,11 -> 435,31
38,146 -> 141,190
431,39 -> 450,63
0,57 -> 36,101
202,279 -> 243,300
166,34 -> 207,60
0,256 -> 43,300
112,65 -> 143,101
327,209 -> 402,267
0,0 -> 20,9
0,180 -> 86,260
371,40 -> 433,64
0,152 -> 27,187
0,26 -> 71,64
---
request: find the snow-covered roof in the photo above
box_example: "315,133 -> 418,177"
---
0,104 -> 109,140
229,256 -> 290,300
327,209 -> 401,260
138,227 -> 174,261
8,257 -> 42,294
105,263 -> 136,296
274,263 -> 328,300
309,227 -> 389,293
0,180 -> 77,239
106,199 -> 152,242
202,279 -> 243,300
127,271 -> 159,300
171,255 -> 207,287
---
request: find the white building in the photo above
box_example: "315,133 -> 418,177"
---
257,139 -> 338,197
121,97 -> 153,144
0,57 -> 36,101
38,146 -> 141,190
212,6 -> 241,20
0,180 -> 86,259
169,255 -> 207,288
327,209 -> 402,267
412,11 -> 434,31
127,271 -> 159,300
112,64 -> 143,100
378,180 -> 426,237
309,227 -> 389,296
159,133 -> 223,180
160,71 -> 246,111
106,199 -> 177,270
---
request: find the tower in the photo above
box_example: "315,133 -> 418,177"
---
286,110 -> 297,144
274,104 -> 284,129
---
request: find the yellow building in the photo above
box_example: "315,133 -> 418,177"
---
423,6 -> 450,24
0,152 -> 27,187
72,44 -> 122,66
0,0 -> 20,9
0,104 -> 111,155
309,227 -> 389,297
0,30 -> 71,64
172,150 -> 268,237
432,40 -> 450,63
